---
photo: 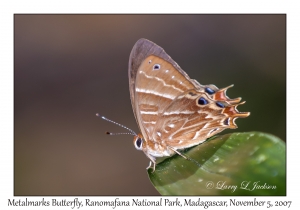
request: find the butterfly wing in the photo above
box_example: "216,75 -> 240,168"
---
129,38 -> 249,150
154,89 -> 249,150
129,39 -> 199,141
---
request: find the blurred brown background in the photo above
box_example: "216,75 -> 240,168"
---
14,15 -> 286,195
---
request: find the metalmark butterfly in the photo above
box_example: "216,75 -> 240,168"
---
98,38 -> 250,172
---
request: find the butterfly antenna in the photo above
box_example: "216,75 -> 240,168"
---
96,113 -> 137,136
106,132 -> 135,136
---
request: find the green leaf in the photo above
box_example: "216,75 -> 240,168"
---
147,132 -> 285,195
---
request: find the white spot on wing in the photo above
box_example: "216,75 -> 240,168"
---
168,124 -> 175,128
192,130 -> 201,140
204,114 -> 211,118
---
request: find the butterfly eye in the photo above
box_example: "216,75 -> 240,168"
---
198,97 -> 208,105
153,64 -> 160,70
134,137 -> 143,150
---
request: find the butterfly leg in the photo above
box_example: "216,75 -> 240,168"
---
168,146 -> 207,169
145,160 -> 157,172
146,161 -> 156,172
151,161 -> 156,172
145,154 -> 156,172
146,161 -> 152,170
168,146 -> 188,160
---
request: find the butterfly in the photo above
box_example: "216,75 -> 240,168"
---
99,38 -> 250,172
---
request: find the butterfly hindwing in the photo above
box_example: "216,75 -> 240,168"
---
153,90 -> 228,149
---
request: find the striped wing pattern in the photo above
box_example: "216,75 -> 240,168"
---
135,55 -> 195,142
129,38 -> 249,166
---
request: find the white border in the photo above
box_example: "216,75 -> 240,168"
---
1,0 -> 299,209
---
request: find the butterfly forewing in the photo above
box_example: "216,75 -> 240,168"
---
129,39 -> 204,134
135,55 -> 195,141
